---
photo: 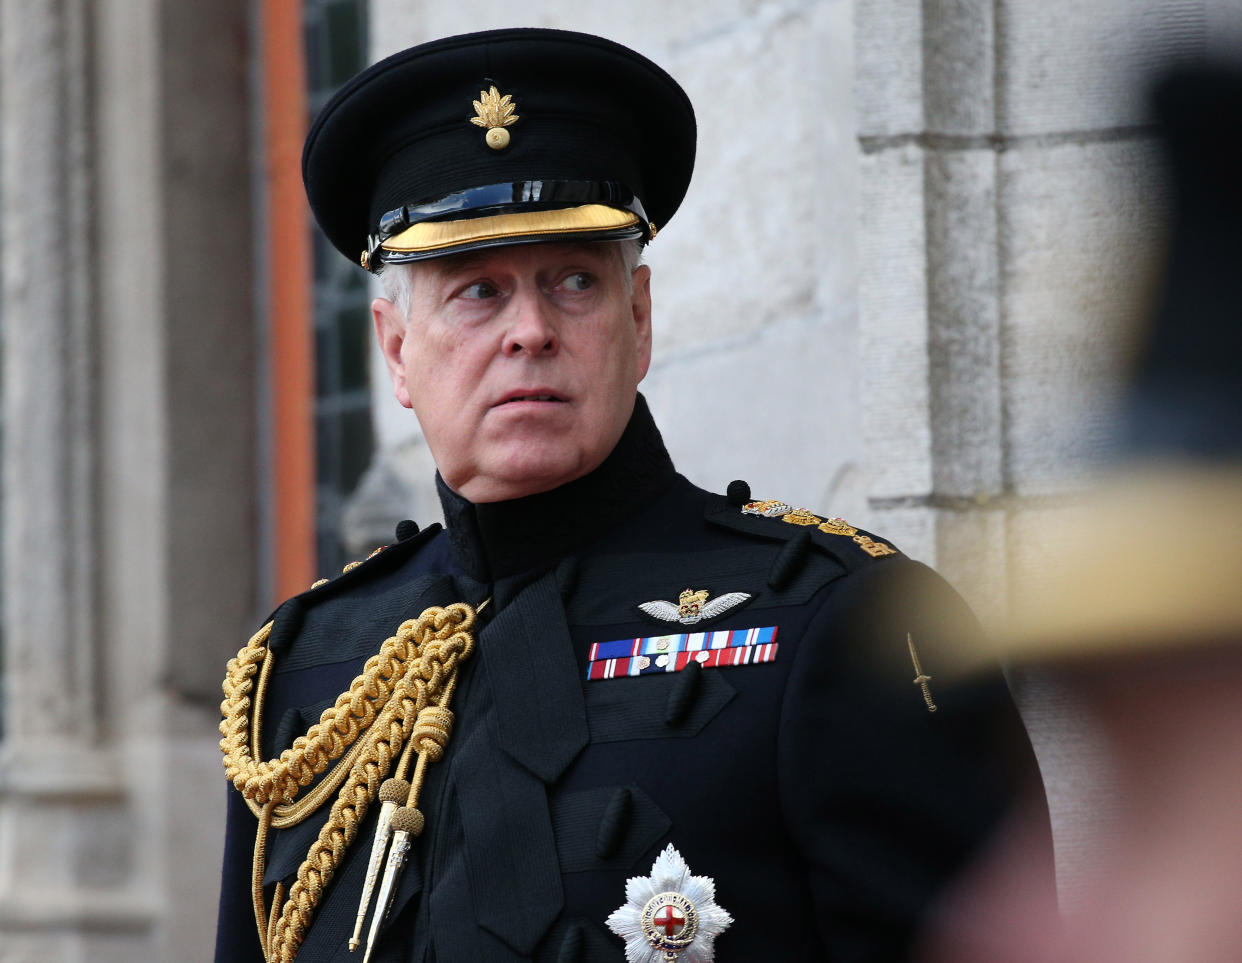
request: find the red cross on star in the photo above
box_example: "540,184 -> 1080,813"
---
653,903 -> 685,937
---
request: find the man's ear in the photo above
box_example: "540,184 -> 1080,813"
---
372,297 -> 414,409
632,264 -> 653,381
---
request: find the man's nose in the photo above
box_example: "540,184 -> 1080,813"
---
501,287 -> 559,357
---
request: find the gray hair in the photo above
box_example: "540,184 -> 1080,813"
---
376,237 -> 645,319
376,259 -> 418,318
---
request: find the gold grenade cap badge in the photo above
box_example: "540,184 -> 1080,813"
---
470,85 -> 519,150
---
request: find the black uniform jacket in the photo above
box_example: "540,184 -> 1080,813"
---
215,397 -> 1047,963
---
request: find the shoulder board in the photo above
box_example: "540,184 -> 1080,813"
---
261,521 -> 444,626
704,494 -> 902,574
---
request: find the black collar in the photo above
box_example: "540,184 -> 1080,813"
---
437,394 -> 676,581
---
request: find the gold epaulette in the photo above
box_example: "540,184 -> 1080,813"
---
737,498 -> 900,559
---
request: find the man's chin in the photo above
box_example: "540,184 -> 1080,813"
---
455,448 -> 602,503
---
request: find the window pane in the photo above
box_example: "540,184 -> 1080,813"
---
325,1 -> 365,87
304,0 -> 371,573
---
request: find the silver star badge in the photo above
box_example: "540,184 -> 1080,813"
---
638,588 -> 751,626
606,843 -> 733,962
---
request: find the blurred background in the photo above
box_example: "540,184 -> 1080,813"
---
1,1 -> 1239,960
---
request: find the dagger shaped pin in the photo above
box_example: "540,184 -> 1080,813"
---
907,633 -> 937,713
362,805 -> 424,963
349,778 -> 411,952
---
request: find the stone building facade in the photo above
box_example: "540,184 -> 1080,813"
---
0,2 -> 256,960
1,1 -> 1239,960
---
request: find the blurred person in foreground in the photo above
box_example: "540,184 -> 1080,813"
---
919,60 -> 1242,963
215,28 -> 1047,963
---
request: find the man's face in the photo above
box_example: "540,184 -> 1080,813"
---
373,241 -> 653,502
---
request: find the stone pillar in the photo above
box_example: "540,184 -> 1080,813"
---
1,0 -> 257,958
0,2 -> 155,959
856,0 -> 1223,907
857,0 -> 1010,616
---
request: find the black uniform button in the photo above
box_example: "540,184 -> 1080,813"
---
726,479 -> 752,507
664,661 -> 703,727
557,922 -> 585,963
768,529 -> 812,590
557,556 -> 580,599
594,786 -> 634,860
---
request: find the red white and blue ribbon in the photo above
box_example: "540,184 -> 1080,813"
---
586,626 -> 779,681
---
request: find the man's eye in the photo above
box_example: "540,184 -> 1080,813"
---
559,272 -> 595,292
460,281 -> 500,300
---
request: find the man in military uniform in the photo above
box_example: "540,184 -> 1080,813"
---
216,28 -> 1047,963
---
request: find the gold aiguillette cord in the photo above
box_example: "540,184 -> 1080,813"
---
219,598 -> 487,963
352,596 -> 489,959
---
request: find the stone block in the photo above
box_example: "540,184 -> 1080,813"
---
855,0 -> 924,137
371,0 -> 752,63
923,0 -> 996,136
931,505 -> 1008,629
642,307 -> 860,519
998,137 -> 1165,496
996,0 -> 1209,135
652,0 -> 856,360
925,148 -> 1004,498
858,143 -> 932,499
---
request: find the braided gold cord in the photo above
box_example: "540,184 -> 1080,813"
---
266,882 -> 284,958
222,619 -> 402,808
253,801 -> 276,952
219,602 -> 478,963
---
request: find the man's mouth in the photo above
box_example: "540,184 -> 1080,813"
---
495,391 -> 567,406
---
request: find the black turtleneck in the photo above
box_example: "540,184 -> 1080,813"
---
435,394 -> 677,582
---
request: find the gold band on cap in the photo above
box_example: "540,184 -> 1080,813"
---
380,204 -> 640,255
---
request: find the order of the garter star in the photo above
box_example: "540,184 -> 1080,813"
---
606,844 -> 733,962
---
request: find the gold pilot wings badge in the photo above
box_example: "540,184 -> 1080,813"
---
638,588 -> 751,626
606,843 -> 733,962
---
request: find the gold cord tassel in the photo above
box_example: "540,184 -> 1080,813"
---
349,778 -> 411,951
362,806 -> 423,963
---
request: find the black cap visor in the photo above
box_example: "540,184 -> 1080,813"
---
367,178 -> 650,267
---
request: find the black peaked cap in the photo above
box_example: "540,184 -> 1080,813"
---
303,28 -> 697,270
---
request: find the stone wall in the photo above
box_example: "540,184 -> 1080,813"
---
856,0 -> 1241,904
0,1 -> 256,960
